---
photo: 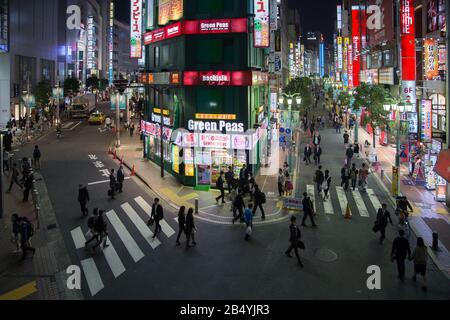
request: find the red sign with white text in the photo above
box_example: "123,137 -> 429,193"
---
199,19 -> 231,33
183,71 -> 256,86
199,72 -> 232,86
401,0 -> 416,81
165,21 -> 182,38
352,7 -> 361,87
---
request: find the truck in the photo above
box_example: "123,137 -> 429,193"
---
71,93 -> 97,119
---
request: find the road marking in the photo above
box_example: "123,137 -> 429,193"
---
335,186 -> 348,215
367,189 -> 382,212
69,121 -> 82,131
88,177 -> 131,186
80,258 -> 104,296
323,193 -> 334,215
306,184 -> 316,209
102,241 -> 126,279
352,189 -> 370,217
121,203 -> 161,249
134,196 -> 176,238
71,227 -> 87,249
105,210 -> 144,262
0,281 -> 37,300
62,122 -> 74,129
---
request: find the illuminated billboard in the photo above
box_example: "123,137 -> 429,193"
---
158,0 -> 183,26
130,0 -> 142,58
424,39 -> 439,81
254,0 -> 270,48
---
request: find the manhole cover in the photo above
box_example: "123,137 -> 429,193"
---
314,248 -> 338,262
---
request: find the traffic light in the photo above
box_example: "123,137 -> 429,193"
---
113,79 -> 129,94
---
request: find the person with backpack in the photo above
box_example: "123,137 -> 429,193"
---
150,198 -> 164,239
410,237 -> 428,291
19,217 -> 36,261
176,206 -> 186,246
244,204 -> 254,241
215,171 -> 226,204
252,184 -> 266,220
85,209 -> 100,248
92,210 -> 109,249
109,169 -> 116,200
285,216 -> 304,267
314,166 -> 325,194
349,163 -> 359,191
232,190 -> 245,224
185,208 -> 197,248
323,170 -> 331,201
33,145 -> 41,170
78,184 -> 90,217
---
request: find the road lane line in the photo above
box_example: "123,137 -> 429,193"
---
102,241 -> 126,279
121,203 -> 161,249
69,121 -> 82,131
88,177 -> 131,186
352,189 -> 370,217
367,189 -> 382,212
306,185 -> 316,211
105,210 -> 144,262
71,227 -> 86,249
80,258 -> 104,296
335,186 -> 348,215
323,193 -> 334,215
134,196 -> 176,238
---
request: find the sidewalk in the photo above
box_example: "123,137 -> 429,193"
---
352,124 -> 450,279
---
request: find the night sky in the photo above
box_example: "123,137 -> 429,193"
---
115,0 -> 339,43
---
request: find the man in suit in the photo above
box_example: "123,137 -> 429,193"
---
151,198 -> 164,238
391,229 -> 411,281
109,169 -> 116,200
215,171 -> 226,204
301,192 -> 317,227
304,145 -> 312,165
225,166 -> 234,196
376,203 -> 393,244
285,216 -> 304,267
117,165 -> 125,193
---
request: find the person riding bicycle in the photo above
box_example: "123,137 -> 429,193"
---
396,196 -> 413,225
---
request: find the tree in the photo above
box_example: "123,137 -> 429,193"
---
64,77 -> 80,97
284,77 -> 313,111
35,80 -> 52,107
337,90 -> 351,107
86,75 -> 100,90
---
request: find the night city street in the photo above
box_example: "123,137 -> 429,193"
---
1,0 -> 450,312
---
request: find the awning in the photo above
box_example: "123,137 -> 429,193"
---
434,149 -> 450,183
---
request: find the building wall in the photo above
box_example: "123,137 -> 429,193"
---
113,19 -> 139,79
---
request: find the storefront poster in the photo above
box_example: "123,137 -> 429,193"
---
158,0 -> 183,26
172,145 -> 180,174
254,0 -> 270,48
130,0 -> 143,58
199,134 -> 231,149
197,165 -> 211,186
421,100 -> 432,142
392,166 -> 400,196
407,112 -> 418,133
424,39 -> 439,80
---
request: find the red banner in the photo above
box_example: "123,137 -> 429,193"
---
352,7 -> 361,87
401,0 -> 416,81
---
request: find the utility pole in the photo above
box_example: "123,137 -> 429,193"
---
0,133 -> 4,219
445,0 -> 450,206
25,72 -> 31,140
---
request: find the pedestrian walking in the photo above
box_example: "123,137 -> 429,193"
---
312,131 -> 321,147
244,204 -> 253,241
19,217 -> 36,261
22,173 -> 34,202
150,198 -> 164,238
225,166 -> 234,196
301,192 -> 317,227
277,168 -> 285,197
314,144 -> 322,166
129,122 -> 135,136
320,115 -> 326,128
11,214 -> 21,253
345,145 -> 354,168
323,170 -> 331,200
248,172 -> 256,201
284,172 -> 294,196
343,131 -> 350,146
314,166 -> 325,194
375,204 -> 393,244
232,190 -> 245,224
85,208 -> 100,248
92,210 -> 109,249
185,208 -> 197,248
117,165 -> 125,193
410,237 -> 428,291
7,163 -> 23,192
358,163 -> 369,191
32,145 -> 41,170
3,149 -> 10,172
340,165 -> 350,190
350,163 -> 359,191
78,184 -> 90,217
304,144 -> 312,165
285,216 -> 304,267
252,184 -> 266,220
176,206 -> 186,246
109,169 -> 116,200
353,142 -> 360,159
215,171 -> 226,204
391,229 -> 411,282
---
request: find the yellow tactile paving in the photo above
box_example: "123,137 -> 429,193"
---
0,281 -> 37,300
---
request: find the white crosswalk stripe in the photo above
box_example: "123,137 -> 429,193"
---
367,189 -> 383,212
351,189 -> 370,217
80,258 -> 104,296
323,194 -> 334,215
306,184 -> 316,207
71,227 -> 86,249
335,186 -> 348,215
121,203 -> 161,249
134,196 -> 176,238
106,210 -> 145,263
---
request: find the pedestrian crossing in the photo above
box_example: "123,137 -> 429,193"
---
304,184 -> 385,218
69,196 -> 177,297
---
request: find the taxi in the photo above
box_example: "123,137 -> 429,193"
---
88,111 -> 106,125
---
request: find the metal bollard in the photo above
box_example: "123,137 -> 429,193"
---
195,199 -> 199,214
432,232 -> 439,251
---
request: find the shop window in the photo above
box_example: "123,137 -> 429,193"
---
161,45 -> 169,66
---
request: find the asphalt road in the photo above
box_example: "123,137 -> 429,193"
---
9,104 -> 450,300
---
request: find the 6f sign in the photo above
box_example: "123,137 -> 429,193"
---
67,5 -> 82,30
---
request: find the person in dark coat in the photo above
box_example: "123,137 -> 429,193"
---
376,204 -> 393,244
314,166 -> 325,194
252,184 -> 266,220
151,198 -> 164,238
304,145 -> 312,165
285,216 -> 304,267
391,229 -> 411,281
19,217 -> 36,261
301,192 -> 317,227
78,184 -> 90,216
92,210 -> 109,249
117,165 -> 125,193
341,165 -> 350,190
22,173 -> 34,202
215,171 -> 226,204
345,146 -> 354,168
185,208 -> 196,248
33,145 -> 41,170
314,144 -> 322,166
225,166 -> 234,195
7,163 -> 22,192
232,190 -> 245,224
176,206 -> 186,246
109,169 -> 116,200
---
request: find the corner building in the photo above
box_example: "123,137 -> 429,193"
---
140,0 -> 270,189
